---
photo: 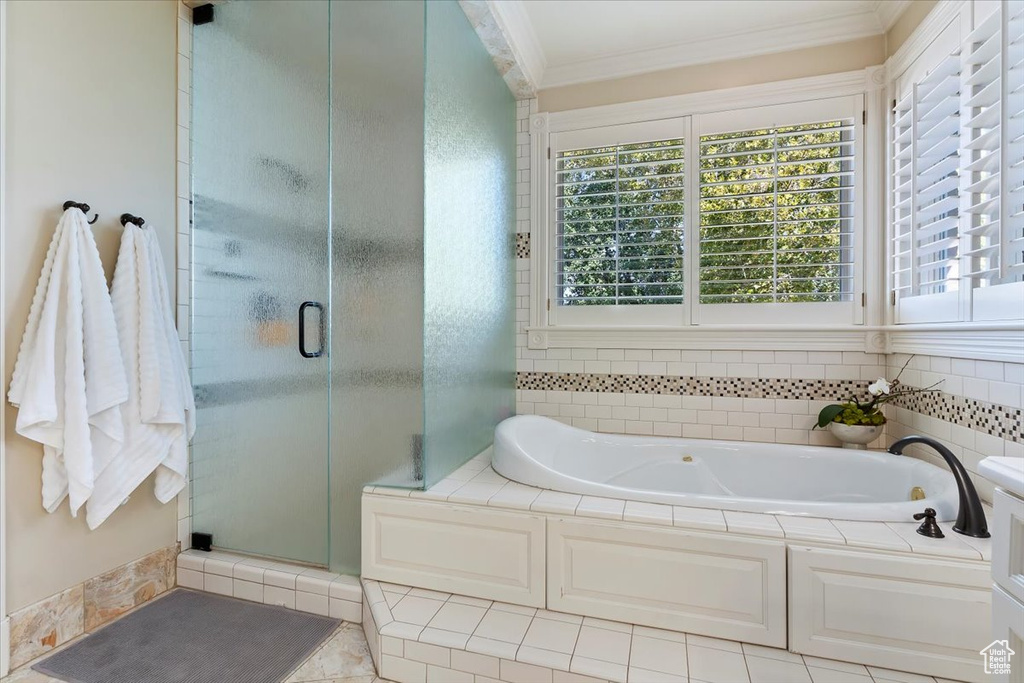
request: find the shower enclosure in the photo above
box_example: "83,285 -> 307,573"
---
188,0 -> 515,574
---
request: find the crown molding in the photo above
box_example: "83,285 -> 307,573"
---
487,0 -> 545,93
885,0 -> 966,78
539,10 -> 884,89
873,0 -> 912,31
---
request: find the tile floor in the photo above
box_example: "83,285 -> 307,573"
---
1,607 -> 393,683
365,580 -> 972,683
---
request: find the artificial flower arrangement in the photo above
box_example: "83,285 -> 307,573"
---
815,356 -> 942,429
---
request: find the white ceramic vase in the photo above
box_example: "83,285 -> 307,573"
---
828,422 -> 884,449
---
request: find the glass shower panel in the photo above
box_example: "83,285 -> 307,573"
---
423,0 -> 516,487
190,1 -> 331,565
329,0 -> 426,573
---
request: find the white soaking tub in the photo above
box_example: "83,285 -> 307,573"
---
493,415 -> 959,522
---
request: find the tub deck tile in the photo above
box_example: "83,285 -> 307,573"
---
775,516 -> 845,544
722,511 -> 785,538
831,521 -> 911,552
884,522 -> 983,560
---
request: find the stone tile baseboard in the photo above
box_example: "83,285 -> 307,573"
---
7,544 -> 177,670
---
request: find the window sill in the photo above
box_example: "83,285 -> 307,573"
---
526,323 -> 1024,363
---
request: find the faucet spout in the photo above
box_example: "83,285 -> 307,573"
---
888,435 -> 990,538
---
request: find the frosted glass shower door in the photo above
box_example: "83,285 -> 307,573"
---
190,1 -> 332,565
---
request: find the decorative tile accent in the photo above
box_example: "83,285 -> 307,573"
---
515,232 -> 530,259
83,545 -> 178,631
891,387 -> 1021,443
515,370 -> 1021,443
517,371 -> 869,401
8,585 -> 84,670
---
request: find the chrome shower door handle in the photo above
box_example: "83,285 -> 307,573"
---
298,301 -> 325,358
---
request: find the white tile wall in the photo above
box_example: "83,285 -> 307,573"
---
885,354 -> 1024,504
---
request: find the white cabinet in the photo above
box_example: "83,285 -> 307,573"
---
994,489 -> 1024,605
547,517 -> 787,647
992,486 -> 1024,683
789,545 -> 992,682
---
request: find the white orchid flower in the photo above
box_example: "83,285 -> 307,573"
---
868,378 -> 891,396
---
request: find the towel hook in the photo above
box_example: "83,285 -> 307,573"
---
62,200 -> 99,225
120,213 -> 146,228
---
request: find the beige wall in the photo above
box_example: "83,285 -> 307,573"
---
537,35 -> 886,112
886,0 -> 940,56
3,0 -> 179,612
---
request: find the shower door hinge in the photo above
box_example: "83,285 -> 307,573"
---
861,292 -> 866,307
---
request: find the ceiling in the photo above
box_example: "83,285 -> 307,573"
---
490,0 -> 909,90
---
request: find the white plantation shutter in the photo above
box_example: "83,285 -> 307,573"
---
698,121 -> 856,305
962,1 -> 1024,320
891,48 -> 962,323
892,91 -> 915,303
961,11 -> 1002,290
1005,1 -> 1024,286
548,117 -> 688,326
891,4 -> 1024,324
555,139 -> 685,306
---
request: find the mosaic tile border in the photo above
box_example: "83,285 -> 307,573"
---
515,372 -> 1021,443
515,232 -> 530,259
892,389 -> 1021,443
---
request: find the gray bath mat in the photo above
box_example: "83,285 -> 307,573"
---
34,588 -> 340,683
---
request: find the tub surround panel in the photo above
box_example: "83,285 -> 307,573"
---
548,518 -> 787,647
361,496 -> 546,607
789,546 -> 991,682
363,471 -> 992,681
7,544 -> 177,670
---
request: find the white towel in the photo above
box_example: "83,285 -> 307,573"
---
8,207 -> 129,515
87,222 -> 195,528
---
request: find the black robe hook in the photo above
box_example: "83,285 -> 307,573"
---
120,213 -> 146,228
62,200 -> 99,224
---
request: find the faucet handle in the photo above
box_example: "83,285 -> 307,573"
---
913,508 -> 944,539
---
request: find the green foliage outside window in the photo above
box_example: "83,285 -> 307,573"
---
556,120 -> 854,307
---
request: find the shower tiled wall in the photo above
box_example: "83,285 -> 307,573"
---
513,97 -> 1022,499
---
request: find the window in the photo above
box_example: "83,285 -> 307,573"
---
891,44 -> 962,323
544,98 -> 863,328
890,2 -> 1024,324
693,97 -> 863,325
555,138 -> 685,307
548,118 -> 688,326
698,119 -> 855,306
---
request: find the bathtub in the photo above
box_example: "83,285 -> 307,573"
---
493,415 -> 959,522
